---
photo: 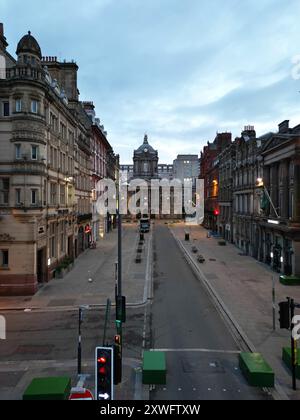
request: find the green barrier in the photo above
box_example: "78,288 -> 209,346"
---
282,347 -> 300,379
143,351 -> 166,385
23,377 -> 71,401
279,276 -> 300,286
239,353 -> 274,388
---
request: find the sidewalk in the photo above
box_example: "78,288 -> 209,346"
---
170,223 -> 300,400
0,223 -> 151,311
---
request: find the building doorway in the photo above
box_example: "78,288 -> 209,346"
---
37,248 -> 46,283
68,236 -> 74,260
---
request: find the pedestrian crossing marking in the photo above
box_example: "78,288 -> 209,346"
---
150,348 -> 241,354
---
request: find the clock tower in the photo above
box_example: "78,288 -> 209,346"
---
133,134 -> 159,180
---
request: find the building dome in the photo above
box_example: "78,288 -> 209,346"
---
136,134 -> 157,155
16,31 -> 42,59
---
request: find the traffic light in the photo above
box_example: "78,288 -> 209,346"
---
95,347 -> 114,401
279,301 -> 291,330
114,335 -> 122,385
214,209 -> 220,216
116,295 -> 126,323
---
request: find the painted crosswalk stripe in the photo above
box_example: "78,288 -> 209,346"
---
150,348 -> 241,354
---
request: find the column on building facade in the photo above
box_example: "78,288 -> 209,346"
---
293,159 -> 300,223
270,164 -> 279,218
281,159 -> 290,219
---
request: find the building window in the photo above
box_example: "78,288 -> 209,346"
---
15,99 -> 22,113
0,250 -> 8,268
0,178 -> 9,205
31,190 -> 38,205
15,144 -> 21,160
31,145 -> 38,160
60,185 -> 65,205
50,183 -> 57,205
31,100 -> 38,114
3,101 -> 9,117
16,189 -> 21,205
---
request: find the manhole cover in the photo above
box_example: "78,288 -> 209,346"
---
48,299 -> 76,307
15,345 -> 54,355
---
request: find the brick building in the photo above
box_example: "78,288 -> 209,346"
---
200,132 -> 232,232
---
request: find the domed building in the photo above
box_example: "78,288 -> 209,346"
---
133,135 -> 159,180
16,31 -> 42,65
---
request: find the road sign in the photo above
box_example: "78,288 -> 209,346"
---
69,387 -> 94,401
95,347 -> 114,401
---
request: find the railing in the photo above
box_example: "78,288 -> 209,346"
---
13,160 -> 46,175
5,66 -> 44,81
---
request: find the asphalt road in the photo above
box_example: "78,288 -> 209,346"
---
150,223 -> 270,400
0,307 -> 145,399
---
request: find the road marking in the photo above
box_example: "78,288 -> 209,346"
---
150,348 -> 241,354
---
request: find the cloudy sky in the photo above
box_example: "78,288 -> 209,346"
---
2,0 -> 300,163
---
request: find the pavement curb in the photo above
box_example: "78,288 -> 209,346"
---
170,227 -> 289,401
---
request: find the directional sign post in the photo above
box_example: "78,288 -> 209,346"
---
95,347 -> 114,401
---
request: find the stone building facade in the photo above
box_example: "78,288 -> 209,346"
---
83,101 -> 119,240
257,121 -> 300,276
0,27 -> 95,295
218,142 -> 235,242
232,126 -> 264,256
200,133 -> 232,231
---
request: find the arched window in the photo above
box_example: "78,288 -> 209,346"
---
143,162 -> 148,173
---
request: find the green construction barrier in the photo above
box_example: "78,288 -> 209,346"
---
143,351 -> 166,385
279,276 -> 300,286
239,353 -> 274,388
23,377 -> 71,401
282,347 -> 300,379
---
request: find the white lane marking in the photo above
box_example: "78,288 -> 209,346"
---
150,348 -> 241,354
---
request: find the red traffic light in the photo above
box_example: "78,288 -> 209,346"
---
98,357 -> 107,364
214,209 -> 220,216
99,367 -> 107,375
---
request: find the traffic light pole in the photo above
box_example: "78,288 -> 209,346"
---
291,299 -> 297,391
78,307 -> 83,376
117,207 -> 122,298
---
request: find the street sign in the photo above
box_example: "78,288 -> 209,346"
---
69,387 -> 94,401
95,347 -> 114,401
